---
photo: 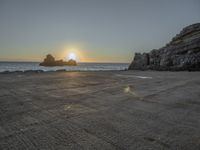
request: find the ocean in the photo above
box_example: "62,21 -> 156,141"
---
0,62 -> 129,72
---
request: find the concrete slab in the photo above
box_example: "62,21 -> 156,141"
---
0,71 -> 200,149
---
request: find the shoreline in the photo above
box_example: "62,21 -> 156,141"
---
1,68 -> 200,74
0,69 -> 128,74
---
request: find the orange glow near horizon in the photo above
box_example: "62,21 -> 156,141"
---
54,45 -> 131,63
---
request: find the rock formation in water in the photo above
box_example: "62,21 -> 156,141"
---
128,23 -> 200,71
40,54 -> 77,66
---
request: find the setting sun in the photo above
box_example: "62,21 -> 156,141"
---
68,52 -> 77,61
62,47 -> 82,62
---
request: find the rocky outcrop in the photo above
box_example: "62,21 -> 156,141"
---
40,54 -> 77,66
129,23 -> 200,71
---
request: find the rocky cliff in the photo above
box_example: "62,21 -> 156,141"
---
128,23 -> 200,71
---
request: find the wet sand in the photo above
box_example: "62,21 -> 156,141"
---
0,71 -> 200,150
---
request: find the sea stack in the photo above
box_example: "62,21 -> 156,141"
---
128,23 -> 200,71
40,54 -> 77,66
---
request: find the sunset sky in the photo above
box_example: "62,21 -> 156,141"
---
0,0 -> 199,63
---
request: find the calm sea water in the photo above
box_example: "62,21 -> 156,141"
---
0,62 -> 129,72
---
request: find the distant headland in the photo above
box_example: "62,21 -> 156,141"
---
40,54 -> 77,67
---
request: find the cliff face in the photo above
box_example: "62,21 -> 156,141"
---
128,23 -> 200,71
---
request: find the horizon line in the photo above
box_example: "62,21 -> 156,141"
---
0,60 -> 130,64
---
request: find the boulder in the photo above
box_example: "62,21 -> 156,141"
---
128,23 -> 200,71
67,59 -> 77,66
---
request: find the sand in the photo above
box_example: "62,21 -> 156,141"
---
0,71 -> 200,150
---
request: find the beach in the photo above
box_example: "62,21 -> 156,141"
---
0,71 -> 200,150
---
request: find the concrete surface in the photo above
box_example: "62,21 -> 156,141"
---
0,71 -> 200,150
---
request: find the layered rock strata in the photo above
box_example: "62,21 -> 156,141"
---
129,23 -> 200,71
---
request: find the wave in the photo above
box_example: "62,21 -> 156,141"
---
0,62 -> 129,73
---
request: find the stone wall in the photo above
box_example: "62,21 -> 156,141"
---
128,23 -> 200,71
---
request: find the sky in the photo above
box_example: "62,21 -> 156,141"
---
0,0 -> 199,63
